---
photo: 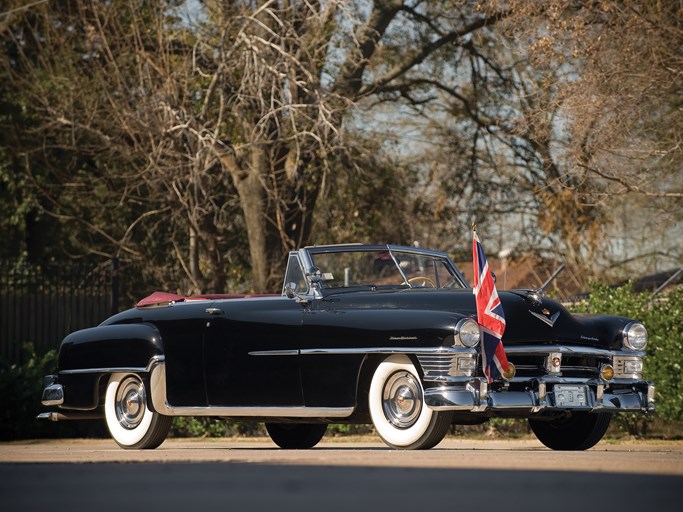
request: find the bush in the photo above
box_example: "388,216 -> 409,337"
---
326,424 -> 375,437
572,283 -> 683,435
170,417 -> 266,438
0,343 -> 106,440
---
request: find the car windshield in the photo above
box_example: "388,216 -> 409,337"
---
308,249 -> 465,290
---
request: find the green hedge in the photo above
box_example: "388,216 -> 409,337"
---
0,344 -> 106,440
570,283 -> 683,436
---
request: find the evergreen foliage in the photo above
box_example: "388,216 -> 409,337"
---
577,284 -> 683,425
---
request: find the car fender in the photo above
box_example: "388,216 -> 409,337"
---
53,323 -> 164,410
58,323 -> 164,371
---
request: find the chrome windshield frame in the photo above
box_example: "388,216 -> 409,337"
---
293,244 -> 469,295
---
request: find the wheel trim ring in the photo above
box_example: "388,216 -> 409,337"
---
381,371 -> 423,429
115,377 -> 147,430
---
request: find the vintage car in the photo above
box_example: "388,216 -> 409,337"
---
39,244 -> 654,451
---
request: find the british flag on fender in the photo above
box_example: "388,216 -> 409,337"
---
472,226 -> 511,383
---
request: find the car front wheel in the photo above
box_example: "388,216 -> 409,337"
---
369,355 -> 453,449
529,411 -> 612,451
265,423 -> 328,449
104,373 -> 172,449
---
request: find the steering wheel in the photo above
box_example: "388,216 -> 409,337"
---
407,276 -> 436,288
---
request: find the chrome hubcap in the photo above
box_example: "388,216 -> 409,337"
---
115,376 -> 146,429
382,371 -> 422,429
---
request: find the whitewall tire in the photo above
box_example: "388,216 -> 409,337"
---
369,355 -> 453,449
104,373 -> 172,449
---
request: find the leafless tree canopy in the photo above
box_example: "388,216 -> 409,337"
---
1,0 -> 680,296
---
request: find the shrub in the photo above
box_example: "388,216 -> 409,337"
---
573,283 -> 683,435
0,343 -> 106,440
170,417 -> 266,438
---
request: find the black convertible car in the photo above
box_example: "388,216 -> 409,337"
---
39,244 -> 654,450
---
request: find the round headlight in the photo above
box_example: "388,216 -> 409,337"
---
623,322 -> 648,350
455,318 -> 481,348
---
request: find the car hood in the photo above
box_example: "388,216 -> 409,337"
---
498,290 -> 632,350
324,288 -> 632,350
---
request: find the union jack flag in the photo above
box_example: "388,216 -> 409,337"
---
472,228 -> 510,383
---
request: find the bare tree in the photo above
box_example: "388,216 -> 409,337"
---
2,0 -> 510,293
180,0 -> 507,291
477,0 -> 683,274
2,1 -> 246,294
391,0 -> 681,282
10,0 -> 674,294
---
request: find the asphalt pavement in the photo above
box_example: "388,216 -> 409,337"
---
1,461 -> 679,512
1,438 -> 681,512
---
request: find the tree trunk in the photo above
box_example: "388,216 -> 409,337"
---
219,145 -> 270,293
188,226 -> 202,293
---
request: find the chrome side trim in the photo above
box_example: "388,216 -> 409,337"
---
59,356 -> 165,375
37,411 -> 104,421
248,350 -> 299,356
153,405 -> 354,418
61,367 -> 147,375
149,360 -> 353,418
251,345 -> 644,358
298,347 -> 475,356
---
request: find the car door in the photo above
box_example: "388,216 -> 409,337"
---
298,291 -> 453,409
203,297 -> 306,407
298,295 -> 379,409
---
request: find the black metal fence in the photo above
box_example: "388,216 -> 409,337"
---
0,259 -> 119,364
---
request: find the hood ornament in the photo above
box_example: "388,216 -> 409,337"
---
523,263 -> 565,327
529,310 -> 561,327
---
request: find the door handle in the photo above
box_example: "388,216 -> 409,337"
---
205,308 -> 223,315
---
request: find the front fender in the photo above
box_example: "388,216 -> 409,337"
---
58,323 -> 164,371
48,324 -> 163,411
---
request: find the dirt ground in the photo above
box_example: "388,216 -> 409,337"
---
2,437 -> 682,475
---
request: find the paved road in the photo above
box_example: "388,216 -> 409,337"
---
1,439 -> 681,512
2,438 -> 682,474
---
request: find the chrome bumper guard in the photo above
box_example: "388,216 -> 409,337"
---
41,376 -> 64,407
424,378 -> 655,414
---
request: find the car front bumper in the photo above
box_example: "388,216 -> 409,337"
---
424,377 -> 655,414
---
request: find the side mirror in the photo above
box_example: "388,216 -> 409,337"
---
284,282 -> 298,299
284,282 -> 309,304
307,266 -> 322,284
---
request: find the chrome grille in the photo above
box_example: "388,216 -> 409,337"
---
417,354 -> 457,379
417,354 -> 476,380
506,352 -> 608,378
613,356 -> 643,378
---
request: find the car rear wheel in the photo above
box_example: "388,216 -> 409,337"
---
369,355 -> 453,449
265,423 -> 328,449
529,411 -> 612,451
104,373 -> 172,450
